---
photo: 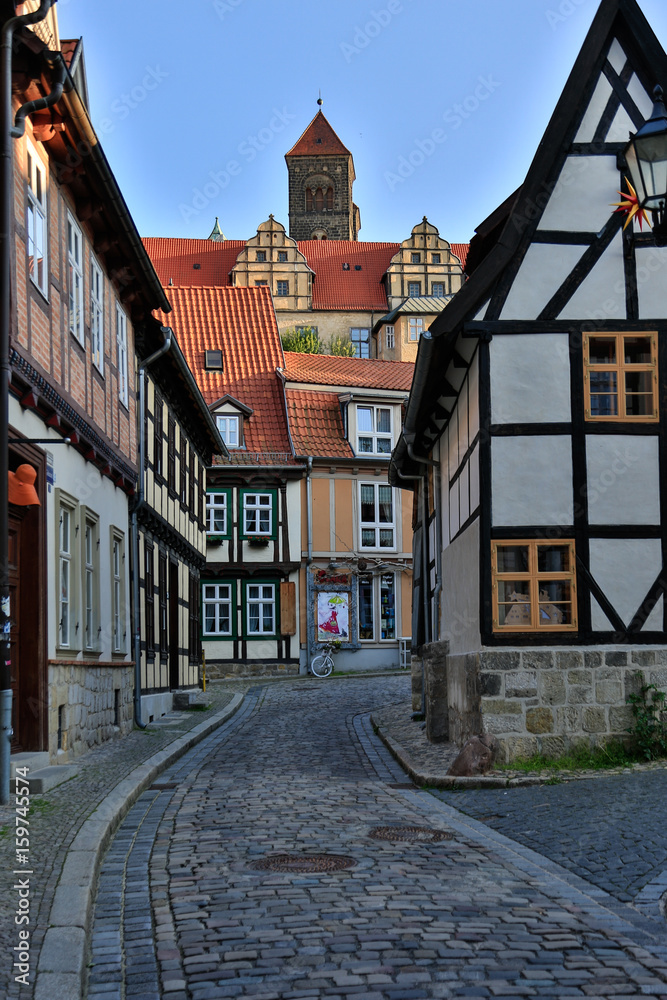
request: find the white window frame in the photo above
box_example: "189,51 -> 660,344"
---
57,494 -> 79,651
246,583 -> 276,636
358,572 -> 397,642
356,405 -> 393,456
67,212 -> 84,344
215,414 -> 240,448
111,530 -> 125,653
117,304 -> 128,407
243,492 -> 272,535
203,583 -> 234,636
385,325 -> 395,350
359,482 -> 395,550
408,317 -> 424,341
206,491 -> 228,535
83,514 -> 100,651
91,257 -> 104,372
26,143 -> 48,297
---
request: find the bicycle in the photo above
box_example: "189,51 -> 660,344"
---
310,641 -> 337,677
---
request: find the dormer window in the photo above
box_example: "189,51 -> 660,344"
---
205,350 -> 223,370
357,405 -> 392,455
216,414 -> 240,448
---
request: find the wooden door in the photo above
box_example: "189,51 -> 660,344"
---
169,561 -> 179,690
8,516 -> 21,750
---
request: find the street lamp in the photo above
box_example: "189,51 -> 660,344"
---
624,85 -> 667,246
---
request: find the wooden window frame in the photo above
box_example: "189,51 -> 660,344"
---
240,489 -> 277,539
385,325 -> 395,350
117,304 -> 128,407
111,528 -> 126,655
583,331 -> 658,422
350,327 -> 370,358
491,539 -> 577,633
206,489 -> 231,538
167,415 -> 176,493
407,281 -> 421,297
276,280 -> 289,297
408,317 -> 424,341
202,581 -> 236,638
158,551 -> 168,660
359,483 -> 395,551
179,430 -> 188,505
243,581 -> 278,638
90,257 -> 104,373
82,510 -> 100,652
154,391 -> 163,479
215,414 -> 240,449
67,212 -> 85,345
26,142 -> 48,297
356,404 -> 393,456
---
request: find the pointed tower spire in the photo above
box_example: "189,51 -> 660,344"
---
208,217 -> 225,241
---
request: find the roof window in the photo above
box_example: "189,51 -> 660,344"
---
342,263 -> 350,271
193,263 -> 201,269
205,350 -> 223,370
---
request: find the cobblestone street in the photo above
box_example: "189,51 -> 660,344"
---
84,676 -> 667,1000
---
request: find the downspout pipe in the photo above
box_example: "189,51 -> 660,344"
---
304,456 -> 313,675
1,0 -> 56,807
131,327 -> 172,728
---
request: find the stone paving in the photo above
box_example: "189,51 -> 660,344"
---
85,675 -> 667,999
0,683 -> 237,1000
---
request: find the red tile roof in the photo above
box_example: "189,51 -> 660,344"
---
450,243 -> 470,269
60,39 -> 78,68
157,286 -> 295,463
144,237 -> 244,288
281,352 -> 414,392
300,240 -> 398,310
285,389 -> 354,459
285,111 -> 351,158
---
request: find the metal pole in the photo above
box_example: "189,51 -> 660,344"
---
1,1 -> 55,805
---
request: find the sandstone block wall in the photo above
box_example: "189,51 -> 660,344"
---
48,663 -> 134,762
205,660 -> 300,679
478,647 -> 667,761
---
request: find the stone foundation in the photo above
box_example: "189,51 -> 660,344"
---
410,654 -> 423,713
478,647 -> 667,762
48,662 -> 134,762
205,660 -> 300,679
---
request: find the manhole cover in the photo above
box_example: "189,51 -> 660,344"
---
250,853 -> 356,873
369,825 -> 453,842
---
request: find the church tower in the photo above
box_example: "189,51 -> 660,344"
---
285,108 -> 360,241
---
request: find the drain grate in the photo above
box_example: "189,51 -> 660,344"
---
369,825 -> 453,842
250,853 -> 357,873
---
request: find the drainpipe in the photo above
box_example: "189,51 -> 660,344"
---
304,456 -> 313,674
131,328 -> 172,727
1,0 -> 57,806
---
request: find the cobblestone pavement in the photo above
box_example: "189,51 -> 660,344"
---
86,675 -> 667,1000
0,683 -> 237,1000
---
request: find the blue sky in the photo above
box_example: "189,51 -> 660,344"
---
57,0 -> 667,245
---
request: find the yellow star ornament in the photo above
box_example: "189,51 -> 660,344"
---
612,179 -> 651,230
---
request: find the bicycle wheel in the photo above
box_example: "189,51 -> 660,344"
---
310,653 -> 333,677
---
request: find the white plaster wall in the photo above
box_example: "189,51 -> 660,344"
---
469,443 -> 480,514
9,398 -> 132,662
441,517 -> 481,656
575,75 -> 613,143
559,233 -> 625,322
491,436 -> 573,526
589,537 -> 663,631
500,245 -> 585,321
626,74 -> 653,119
439,427 -> 450,550
607,38 -> 627,74
586,435 -> 660,525
537,157 -> 619,234
468,353 -> 480,443
636,246 -> 667,318
490,334 -> 571,424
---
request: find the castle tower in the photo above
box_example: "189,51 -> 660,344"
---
285,109 -> 360,241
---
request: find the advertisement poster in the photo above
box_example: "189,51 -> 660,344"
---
317,591 -> 350,642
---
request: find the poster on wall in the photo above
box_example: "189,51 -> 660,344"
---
317,591 -> 350,642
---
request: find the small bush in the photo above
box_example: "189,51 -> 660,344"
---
499,741 -> 635,773
627,680 -> 667,760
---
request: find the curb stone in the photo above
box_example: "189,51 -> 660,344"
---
34,692 -> 243,1000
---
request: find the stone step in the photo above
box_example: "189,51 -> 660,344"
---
11,752 -> 49,780
26,765 -> 79,793
172,689 -> 208,709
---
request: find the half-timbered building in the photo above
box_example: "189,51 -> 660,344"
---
391,0 -> 667,758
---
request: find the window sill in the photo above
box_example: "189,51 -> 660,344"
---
244,536 -> 271,546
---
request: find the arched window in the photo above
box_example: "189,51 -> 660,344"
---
326,187 -> 333,211
306,188 -> 313,211
315,187 -> 324,211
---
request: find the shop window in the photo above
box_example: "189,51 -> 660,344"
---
359,573 -> 374,640
492,540 -> 577,632
584,332 -> 658,421
357,405 -> 392,455
358,572 -> 397,640
203,582 -> 234,636
359,483 -> 395,549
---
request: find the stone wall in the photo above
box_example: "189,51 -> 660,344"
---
48,663 -> 134,762
205,660 -> 300,679
478,647 -> 667,761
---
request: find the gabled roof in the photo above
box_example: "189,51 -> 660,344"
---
450,243 -> 470,269
157,286 -> 296,464
144,237 -> 245,287
300,240 -> 399,310
285,389 -> 354,459
392,0 -> 667,482
285,110 -> 351,157
281,352 -> 414,392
